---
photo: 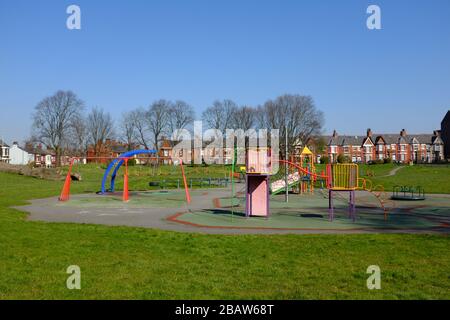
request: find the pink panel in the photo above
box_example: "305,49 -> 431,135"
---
247,176 -> 269,216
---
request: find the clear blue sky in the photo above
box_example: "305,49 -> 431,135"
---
1,0 -> 449,144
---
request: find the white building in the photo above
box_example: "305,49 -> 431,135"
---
0,139 -> 10,163
9,142 -> 32,165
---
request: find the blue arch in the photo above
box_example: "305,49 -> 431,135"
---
100,149 -> 157,193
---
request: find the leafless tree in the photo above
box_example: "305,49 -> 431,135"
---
202,99 -> 237,132
128,108 -> 150,150
120,111 -> 136,151
259,94 -> 324,158
230,105 -> 256,131
86,107 -> 115,157
168,100 -> 195,140
69,114 -> 89,156
146,100 -> 170,151
32,90 -> 84,166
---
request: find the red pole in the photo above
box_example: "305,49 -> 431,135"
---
123,158 -> 129,202
180,159 -> 191,204
59,158 -> 75,201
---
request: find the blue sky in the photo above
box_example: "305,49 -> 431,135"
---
0,0 -> 449,144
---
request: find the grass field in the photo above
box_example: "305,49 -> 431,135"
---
0,164 -> 449,299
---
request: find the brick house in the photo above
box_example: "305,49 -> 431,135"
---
24,143 -> 57,167
86,139 -> 129,163
319,128 -> 444,164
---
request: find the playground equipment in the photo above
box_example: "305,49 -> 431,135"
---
298,146 -> 316,194
100,149 -> 157,194
271,146 -> 323,195
58,150 -> 191,204
243,147 -> 392,221
326,164 -> 358,221
245,148 -> 272,217
392,185 -> 426,201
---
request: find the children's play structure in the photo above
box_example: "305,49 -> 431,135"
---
244,147 -> 393,221
392,185 -> 426,201
58,146 -> 395,224
245,148 -> 272,217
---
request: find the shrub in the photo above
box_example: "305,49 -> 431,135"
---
337,155 -> 350,164
369,159 -> 384,165
384,158 -> 392,164
320,156 -> 330,164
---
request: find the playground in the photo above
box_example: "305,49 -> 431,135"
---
19,187 -> 450,234
17,148 -> 450,234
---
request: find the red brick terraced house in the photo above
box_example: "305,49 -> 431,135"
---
24,143 -> 57,167
320,128 -> 444,164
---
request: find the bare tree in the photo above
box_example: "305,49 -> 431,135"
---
129,108 -> 150,149
120,111 -> 136,151
69,114 -> 89,156
259,94 -> 324,158
86,107 -> 115,158
168,100 -> 195,140
32,90 -> 84,166
230,105 -> 255,131
146,100 -> 170,151
202,99 -> 237,132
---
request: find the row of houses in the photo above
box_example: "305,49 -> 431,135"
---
313,128 -> 445,164
0,141 -> 58,167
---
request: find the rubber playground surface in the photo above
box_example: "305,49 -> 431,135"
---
17,187 -> 450,234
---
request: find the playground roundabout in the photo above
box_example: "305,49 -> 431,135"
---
16,185 -> 450,235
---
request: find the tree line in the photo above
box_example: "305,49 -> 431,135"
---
30,90 -> 324,165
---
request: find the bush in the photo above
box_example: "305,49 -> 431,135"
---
320,156 -> 330,164
384,158 -> 392,164
337,155 -> 350,164
368,159 -> 384,165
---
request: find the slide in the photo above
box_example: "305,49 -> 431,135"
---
270,172 -> 301,194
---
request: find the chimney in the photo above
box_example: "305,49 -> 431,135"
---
400,129 -> 407,137
332,130 -> 338,138
433,130 -> 441,136
13,141 -> 18,146
367,128 -> 372,137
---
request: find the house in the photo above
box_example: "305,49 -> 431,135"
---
86,139 -> 130,163
319,128 -> 445,164
24,143 -> 56,167
441,111 -> 450,160
9,142 -> 32,165
0,139 -> 10,163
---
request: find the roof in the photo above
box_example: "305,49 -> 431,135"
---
24,145 -> 55,155
442,110 -> 450,126
0,140 -> 10,147
301,146 -> 313,155
322,133 -> 441,146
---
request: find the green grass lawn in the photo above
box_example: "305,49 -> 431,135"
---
0,168 -> 449,299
